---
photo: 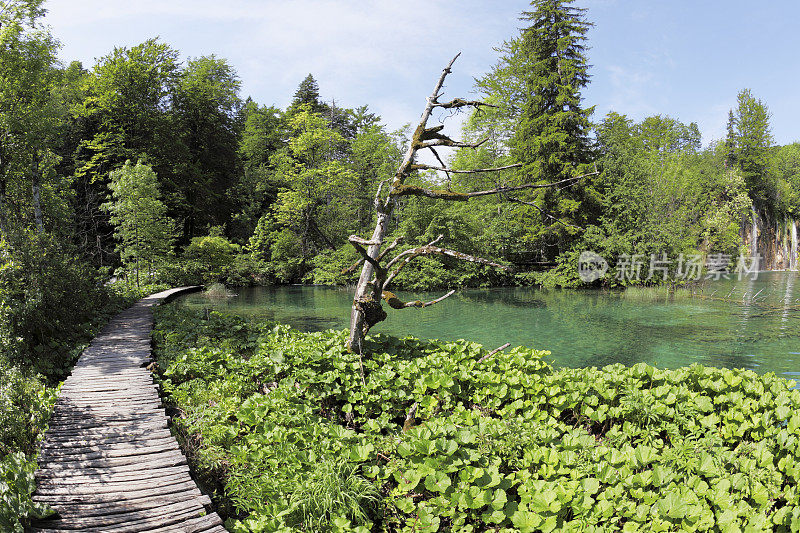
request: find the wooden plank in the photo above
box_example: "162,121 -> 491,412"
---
39,441 -> 177,462
35,448 -> 186,479
35,464 -> 189,485
42,420 -> 169,439
39,429 -> 173,448
147,512 -> 224,533
107,509 -> 222,533
43,492 -> 209,517
40,449 -> 185,471
34,484 -> 202,504
34,477 -> 194,497
33,495 -> 207,528
39,434 -> 175,454
45,412 -> 169,430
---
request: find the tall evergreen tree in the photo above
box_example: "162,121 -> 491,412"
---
513,0 -> 595,231
473,0 -> 597,258
513,0 -> 594,176
288,74 -> 326,115
725,109 -> 737,168
730,88 -> 774,207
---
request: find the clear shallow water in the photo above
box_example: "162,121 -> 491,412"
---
175,271 -> 800,379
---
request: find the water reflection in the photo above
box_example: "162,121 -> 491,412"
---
176,272 -> 800,378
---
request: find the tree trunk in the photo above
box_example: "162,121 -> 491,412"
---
346,54 -> 463,353
347,210 -> 391,353
0,176 -> 7,240
31,155 -> 43,233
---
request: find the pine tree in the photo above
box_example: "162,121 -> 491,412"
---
502,0 -> 597,255
725,109 -> 737,168
513,0 -> 594,187
289,74 -> 326,115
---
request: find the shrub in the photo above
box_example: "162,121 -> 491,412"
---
182,234 -> 241,285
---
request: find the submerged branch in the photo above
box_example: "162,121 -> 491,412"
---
382,289 -> 456,310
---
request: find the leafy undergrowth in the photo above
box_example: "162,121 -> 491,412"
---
153,304 -> 800,532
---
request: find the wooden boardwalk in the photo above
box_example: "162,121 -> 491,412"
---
30,288 -> 225,532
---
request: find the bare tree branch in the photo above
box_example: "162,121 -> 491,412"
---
393,167 -> 600,202
506,196 -> 583,230
434,98 -> 497,110
342,236 -> 404,275
383,289 -> 456,309
348,235 -> 383,272
374,179 -> 390,209
427,146 -> 451,187
477,343 -> 511,364
385,234 -> 444,272
377,236 -> 404,261
417,137 -> 489,150
384,235 -> 510,288
410,163 -> 522,174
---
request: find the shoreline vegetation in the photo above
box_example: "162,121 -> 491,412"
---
152,303 -> 800,532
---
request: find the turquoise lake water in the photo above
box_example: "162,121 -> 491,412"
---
175,271 -> 800,379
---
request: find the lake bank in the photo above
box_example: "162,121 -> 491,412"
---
175,271 -> 800,379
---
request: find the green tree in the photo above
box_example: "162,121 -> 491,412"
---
103,160 -> 174,287
172,55 -> 243,239
0,0 -> 63,242
76,38 -> 180,180
728,88 -> 774,207
271,107 -> 359,262
231,100 -> 285,241
470,0 -> 597,259
288,74 -> 326,115
181,230 -> 240,284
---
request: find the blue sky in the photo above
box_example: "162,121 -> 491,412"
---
44,1 -> 800,147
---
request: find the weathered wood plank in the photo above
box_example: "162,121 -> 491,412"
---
39,429 -> 173,448
39,441 -> 177,462
41,420 -> 169,439
39,435 -> 175,455
34,484 -> 202,505
147,512 -> 224,533
35,465 -> 190,485
33,496 -> 208,528
42,492 -> 209,517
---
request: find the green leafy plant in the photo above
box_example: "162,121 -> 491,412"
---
153,304 -> 800,532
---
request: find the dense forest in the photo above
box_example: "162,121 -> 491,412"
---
2,0 -> 800,307
3,0 -> 800,528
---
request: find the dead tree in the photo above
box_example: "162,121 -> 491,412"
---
346,54 -> 597,354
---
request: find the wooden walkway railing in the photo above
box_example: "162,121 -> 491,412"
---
30,288 -> 225,532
